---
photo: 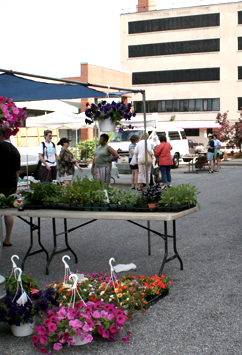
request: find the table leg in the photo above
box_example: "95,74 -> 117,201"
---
21,217 -> 48,271
158,221 -> 168,275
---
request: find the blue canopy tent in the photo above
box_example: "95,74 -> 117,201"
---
0,73 -> 107,101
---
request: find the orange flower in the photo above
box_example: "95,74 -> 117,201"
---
142,309 -> 146,314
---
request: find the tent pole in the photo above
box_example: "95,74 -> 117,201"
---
142,90 -> 151,257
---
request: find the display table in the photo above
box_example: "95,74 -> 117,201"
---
57,163 -> 119,183
0,207 -> 197,275
183,154 -> 209,173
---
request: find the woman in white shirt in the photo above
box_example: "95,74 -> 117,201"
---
134,133 -> 153,191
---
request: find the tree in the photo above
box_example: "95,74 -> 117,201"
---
215,110 -> 242,151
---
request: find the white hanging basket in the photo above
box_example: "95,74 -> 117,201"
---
73,334 -> 88,345
11,319 -> 36,337
98,119 -> 116,132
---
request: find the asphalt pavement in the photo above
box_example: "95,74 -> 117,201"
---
0,161 -> 242,355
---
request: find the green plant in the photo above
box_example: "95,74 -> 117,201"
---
5,273 -> 39,295
158,183 -> 201,210
22,183 -> 64,203
108,188 -> 141,205
0,193 -> 17,209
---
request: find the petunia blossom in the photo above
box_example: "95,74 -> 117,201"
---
53,342 -> 62,351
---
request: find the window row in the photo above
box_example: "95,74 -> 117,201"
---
128,13 -> 219,34
132,68 -> 220,85
133,99 -> 220,113
129,39 -> 219,58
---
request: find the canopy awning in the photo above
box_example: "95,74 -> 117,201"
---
0,73 -> 107,101
175,121 -> 220,129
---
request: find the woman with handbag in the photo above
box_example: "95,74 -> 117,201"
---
154,135 -> 173,190
129,134 -> 140,189
134,133 -> 153,191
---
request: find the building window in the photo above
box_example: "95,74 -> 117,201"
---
238,97 -> 242,110
238,37 -> 242,50
128,39 -> 220,58
238,11 -> 242,24
132,68 -> 220,85
129,13 -> 220,34
133,98 -> 220,113
238,66 -> 242,79
184,129 -> 199,137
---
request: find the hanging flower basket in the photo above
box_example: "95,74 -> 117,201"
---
0,96 -> 28,137
85,100 -> 136,131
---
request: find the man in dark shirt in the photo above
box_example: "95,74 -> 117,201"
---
0,127 -> 20,246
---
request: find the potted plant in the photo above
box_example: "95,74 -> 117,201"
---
0,278 -> 59,337
158,183 -> 201,212
32,300 -> 130,353
85,100 -> 136,132
141,185 -> 162,209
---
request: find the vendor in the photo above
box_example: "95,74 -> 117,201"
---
91,134 -> 119,185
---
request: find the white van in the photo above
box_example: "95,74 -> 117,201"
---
109,122 -> 189,169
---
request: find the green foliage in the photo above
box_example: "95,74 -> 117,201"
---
22,183 -> 65,203
108,187 -> 141,205
77,138 -> 96,161
0,194 -> 17,209
159,183 -> 201,210
5,273 -> 39,296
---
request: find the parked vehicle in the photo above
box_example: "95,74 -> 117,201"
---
188,139 -> 204,152
109,122 -> 189,169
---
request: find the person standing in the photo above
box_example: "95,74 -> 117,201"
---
0,127 -> 20,246
57,137 -> 83,185
38,130 -> 58,182
134,133 -> 153,191
213,133 -> 221,172
154,135 -> 173,190
91,134 -> 119,185
129,134 -> 140,189
206,133 -> 215,173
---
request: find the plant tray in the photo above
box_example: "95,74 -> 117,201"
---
145,289 -> 169,310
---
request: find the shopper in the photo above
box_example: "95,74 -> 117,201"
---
129,134 -> 140,189
38,130 -> 58,182
213,133 -> 221,172
154,135 -> 173,189
206,134 -> 215,173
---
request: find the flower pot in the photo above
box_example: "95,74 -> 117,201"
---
11,319 -> 36,337
148,203 -> 159,209
73,334 -> 89,346
145,289 -> 169,310
98,119 -> 116,132
109,203 -> 118,211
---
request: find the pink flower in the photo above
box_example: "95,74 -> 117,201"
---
35,325 -> 46,336
102,329 -> 110,338
6,98 -> 13,103
12,107 -> 19,115
100,310 -> 108,317
87,318 -> 95,328
39,335 -> 48,345
58,308 -> 67,317
109,325 -> 118,335
116,314 -> 126,325
1,104 -> 8,112
107,313 -> 115,320
85,334 -> 93,343
47,322 -> 57,332
69,319 -> 82,331
93,303 -> 102,310
97,325 -> 103,334
82,323 -> 92,332
0,96 -> 5,103
92,311 -> 101,319
39,347 -> 47,354
43,318 -> 52,326
31,335 -> 39,343
53,343 -> 62,351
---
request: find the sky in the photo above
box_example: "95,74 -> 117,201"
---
1,0 -> 241,79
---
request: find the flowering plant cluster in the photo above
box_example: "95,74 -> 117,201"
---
0,288 -> 59,326
0,96 -> 28,137
32,300 -> 130,354
48,271 -> 172,317
121,274 -> 173,298
85,100 -> 136,126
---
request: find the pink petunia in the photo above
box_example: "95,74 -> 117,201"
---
109,325 -> 118,335
47,322 -> 57,332
39,347 -> 48,354
31,335 -> 39,343
85,334 -> 93,343
39,335 -> 48,345
53,343 -> 62,351
12,107 -> 19,115
92,311 -> 101,319
82,323 -> 92,332
43,318 -> 52,326
1,104 -> 8,112
116,314 -> 126,325
35,325 -> 46,336
69,319 -> 82,331
0,96 -> 5,103
57,308 -> 67,317
97,325 -> 103,335
102,329 -> 110,339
